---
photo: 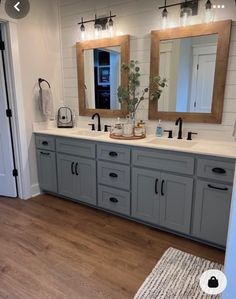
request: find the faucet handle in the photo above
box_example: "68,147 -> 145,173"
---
164,130 -> 173,139
104,125 -> 111,132
88,123 -> 95,131
187,132 -> 198,140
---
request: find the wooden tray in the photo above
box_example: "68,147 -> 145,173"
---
109,133 -> 146,140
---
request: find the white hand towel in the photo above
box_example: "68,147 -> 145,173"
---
39,88 -> 53,118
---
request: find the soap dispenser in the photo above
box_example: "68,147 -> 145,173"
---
156,120 -> 163,137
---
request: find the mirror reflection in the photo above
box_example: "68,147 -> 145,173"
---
84,46 -> 121,110
158,34 -> 218,113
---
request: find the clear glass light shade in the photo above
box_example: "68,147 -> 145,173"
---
180,6 -> 192,27
205,8 -> 214,23
108,19 -> 114,37
80,24 -> 86,40
162,8 -> 168,29
94,24 -> 102,39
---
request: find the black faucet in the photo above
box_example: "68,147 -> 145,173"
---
92,113 -> 101,131
175,117 -> 183,139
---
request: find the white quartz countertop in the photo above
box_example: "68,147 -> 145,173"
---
34,127 -> 236,160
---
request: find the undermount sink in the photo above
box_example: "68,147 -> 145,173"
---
72,130 -> 106,137
147,138 -> 197,148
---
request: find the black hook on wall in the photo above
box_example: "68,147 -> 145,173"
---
38,78 -> 51,89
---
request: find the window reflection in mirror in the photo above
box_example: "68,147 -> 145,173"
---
84,46 -> 121,110
158,34 -> 218,113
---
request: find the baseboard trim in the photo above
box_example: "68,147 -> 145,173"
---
31,183 -> 41,197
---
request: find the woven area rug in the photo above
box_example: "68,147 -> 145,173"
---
134,247 -> 223,299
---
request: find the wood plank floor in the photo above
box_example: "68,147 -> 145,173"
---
0,195 -> 224,299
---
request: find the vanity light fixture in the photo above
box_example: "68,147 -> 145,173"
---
159,0 -> 198,28
78,11 -> 116,40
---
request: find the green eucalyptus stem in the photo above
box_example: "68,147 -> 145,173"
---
117,60 -> 167,115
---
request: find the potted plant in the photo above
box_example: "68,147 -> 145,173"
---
117,60 -> 167,120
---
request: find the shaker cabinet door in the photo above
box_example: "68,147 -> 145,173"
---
57,153 -> 76,199
159,173 -> 193,234
37,150 -> 57,193
74,157 -> 96,205
57,153 -> 96,205
192,180 -> 232,246
132,168 -> 160,225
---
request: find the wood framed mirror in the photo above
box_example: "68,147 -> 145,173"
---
76,35 -> 130,117
149,20 -> 232,123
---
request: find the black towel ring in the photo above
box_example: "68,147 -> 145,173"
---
38,78 -> 51,89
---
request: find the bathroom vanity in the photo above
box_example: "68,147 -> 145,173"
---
34,129 -> 236,248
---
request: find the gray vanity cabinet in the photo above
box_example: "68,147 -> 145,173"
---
36,150 -> 57,193
192,180 -> 232,246
159,173 -> 193,234
132,168 -> 161,224
57,153 -> 96,205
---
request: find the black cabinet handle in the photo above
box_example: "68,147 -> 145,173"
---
155,178 -> 159,194
40,151 -> 50,156
109,152 -> 118,157
42,141 -> 48,146
212,167 -> 226,174
75,163 -> 79,176
109,197 -> 118,203
208,184 -> 228,191
109,172 -> 118,178
71,162 -> 75,175
161,180 -> 165,196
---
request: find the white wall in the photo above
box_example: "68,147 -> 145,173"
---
59,0 -> 236,140
0,0 -> 63,196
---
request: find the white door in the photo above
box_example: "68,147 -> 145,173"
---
190,53 -> 216,113
0,43 -> 17,197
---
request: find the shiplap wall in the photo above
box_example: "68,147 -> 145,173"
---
59,0 -> 236,139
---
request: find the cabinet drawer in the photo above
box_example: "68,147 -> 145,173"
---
97,144 -> 130,164
197,158 -> 234,183
98,161 -> 130,190
35,134 -> 55,151
98,185 -> 130,216
133,149 -> 194,175
56,137 -> 95,158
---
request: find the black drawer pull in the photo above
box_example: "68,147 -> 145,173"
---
75,163 -> 79,176
109,172 -> 118,178
109,152 -> 118,157
109,197 -> 118,203
212,167 -> 226,174
155,178 -> 159,195
40,151 -> 50,156
42,141 -> 48,146
161,180 -> 165,196
71,162 -> 75,175
208,184 -> 228,191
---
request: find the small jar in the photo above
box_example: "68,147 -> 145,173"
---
123,123 -> 133,137
134,126 -> 143,137
136,120 -> 146,136
111,125 -> 123,136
